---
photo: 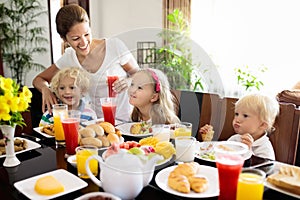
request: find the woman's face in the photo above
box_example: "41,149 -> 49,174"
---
128,72 -> 158,109
65,22 -> 92,58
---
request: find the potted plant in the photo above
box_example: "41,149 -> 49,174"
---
0,0 -> 48,86
147,9 -> 203,91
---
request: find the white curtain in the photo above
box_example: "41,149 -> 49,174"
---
191,0 -> 300,97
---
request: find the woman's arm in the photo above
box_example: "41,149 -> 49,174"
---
113,58 -> 140,93
32,64 -> 60,113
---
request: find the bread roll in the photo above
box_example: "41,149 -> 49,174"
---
86,124 -> 104,136
107,133 -> 119,144
79,128 -> 96,138
97,135 -> 110,147
99,122 -> 115,134
80,137 -> 102,148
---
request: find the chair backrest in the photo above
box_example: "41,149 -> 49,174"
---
269,102 -> 300,165
171,90 -> 204,137
29,87 -> 43,128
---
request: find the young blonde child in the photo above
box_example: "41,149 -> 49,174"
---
39,67 -> 97,126
200,93 -> 279,160
128,68 -> 180,124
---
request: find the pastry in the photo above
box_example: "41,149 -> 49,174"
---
41,124 -> 55,136
97,135 -> 110,147
188,176 -> 208,193
168,162 -> 207,193
99,122 -> 115,134
80,137 -> 102,148
199,124 -> 214,141
168,171 -> 190,193
86,124 -> 104,136
79,128 -> 96,138
172,162 -> 200,178
107,133 -> 119,144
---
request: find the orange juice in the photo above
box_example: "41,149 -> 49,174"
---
76,148 -> 98,179
236,172 -> 264,200
53,116 -> 65,141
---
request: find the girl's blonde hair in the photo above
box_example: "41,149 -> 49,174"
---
50,67 -> 90,96
235,93 -> 279,132
131,68 -> 180,124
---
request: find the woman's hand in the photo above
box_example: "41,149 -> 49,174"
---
112,77 -> 130,93
41,86 -> 57,114
240,133 -> 254,149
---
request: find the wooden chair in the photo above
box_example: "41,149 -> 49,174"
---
269,102 -> 300,165
198,93 -> 222,141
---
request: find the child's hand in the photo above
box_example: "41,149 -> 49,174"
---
240,133 -> 254,149
199,124 -> 213,134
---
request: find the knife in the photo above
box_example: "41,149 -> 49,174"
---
248,160 -> 274,169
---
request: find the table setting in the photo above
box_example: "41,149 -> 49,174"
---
1,118 -> 300,200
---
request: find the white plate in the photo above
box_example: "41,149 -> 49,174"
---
33,127 -> 54,138
81,118 -> 123,127
115,123 -> 153,137
0,137 -> 41,158
195,141 -> 252,162
264,162 -> 300,199
14,169 -> 88,200
74,192 -> 121,200
155,165 -> 219,198
67,155 -> 77,167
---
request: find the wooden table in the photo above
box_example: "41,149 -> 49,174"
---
0,135 -> 298,200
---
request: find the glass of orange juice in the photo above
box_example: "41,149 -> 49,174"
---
52,104 -> 68,148
236,168 -> 266,200
76,146 -> 98,179
174,122 -> 192,137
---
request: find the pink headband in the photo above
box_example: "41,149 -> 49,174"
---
147,69 -> 161,92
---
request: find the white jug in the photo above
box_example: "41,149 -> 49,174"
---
85,151 -> 162,200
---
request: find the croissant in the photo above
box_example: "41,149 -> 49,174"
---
168,162 -> 208,194
168,171 -> 190,193
188,176 -> 208,193
172,162 -> 200,178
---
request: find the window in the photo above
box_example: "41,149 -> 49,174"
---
191,0 -> 300,97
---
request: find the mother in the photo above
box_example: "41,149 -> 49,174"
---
33,4 -> 139,121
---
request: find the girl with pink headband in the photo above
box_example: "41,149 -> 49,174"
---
128,68 -> 180,124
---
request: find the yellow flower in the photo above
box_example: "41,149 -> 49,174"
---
0,77 -> 14,92
0,76 -> 32,127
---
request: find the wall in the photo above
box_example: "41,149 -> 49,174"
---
90,0 -> 163,57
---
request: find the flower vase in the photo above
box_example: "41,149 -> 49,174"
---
0,125 -> 20,167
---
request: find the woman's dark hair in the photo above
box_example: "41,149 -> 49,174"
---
55,4 -> 89,40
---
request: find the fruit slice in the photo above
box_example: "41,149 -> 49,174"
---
128,147 -> 145,155
34,175 -> 64,195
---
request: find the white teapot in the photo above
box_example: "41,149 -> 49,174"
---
85,151 -> 162,200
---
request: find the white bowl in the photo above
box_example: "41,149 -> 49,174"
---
74,192 -> 121,200
67,155 -> 77,167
